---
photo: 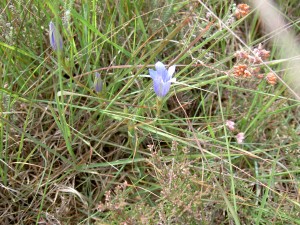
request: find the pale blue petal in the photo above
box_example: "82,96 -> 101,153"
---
49,22 -> 56,49
153,79 -> 163,97
150,61 -> 174,97
50,33 -> 56,50
160,81 -> 171,97
94,72 -> 103,93
58,34 -> 63,49
155,61 -> 167,78
149,69 -> 158,80
95,72 -> 101,79
168,65 -> 176,79
155,61 -> 166,72
153,79 -> 171,97
49,21 -> 63,51
49,21 -> 55,36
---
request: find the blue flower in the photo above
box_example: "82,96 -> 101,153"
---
49,21 -> 63,51
94,72 -> 103,93
149,61 -> 176,97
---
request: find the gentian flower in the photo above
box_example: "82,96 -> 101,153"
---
49,21 -> 63,51
149,61 -> 176,97
94,72 -> 103,93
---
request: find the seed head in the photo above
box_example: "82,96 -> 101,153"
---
236,132 -> 245,144
235,4 -> 250,19
233,64 -> 252,78
266,72 -> 277,85
226,120 -> 235,131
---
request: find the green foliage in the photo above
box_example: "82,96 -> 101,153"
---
0,0 -> 299,224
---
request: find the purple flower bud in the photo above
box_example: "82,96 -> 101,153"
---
49,21 -> 63,51
94,72 -> 103,93
149,61 -> 176,97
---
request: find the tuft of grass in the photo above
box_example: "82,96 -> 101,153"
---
0,0 -> 299,224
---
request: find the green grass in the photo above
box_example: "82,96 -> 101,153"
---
0,0 -> 300,224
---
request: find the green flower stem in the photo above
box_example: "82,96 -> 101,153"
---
156,97 -> 163,118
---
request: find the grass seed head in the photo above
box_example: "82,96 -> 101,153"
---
266,72 -> 278,85
235,4 -> 250,19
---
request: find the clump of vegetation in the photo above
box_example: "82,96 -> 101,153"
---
0,0 -> 299,224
